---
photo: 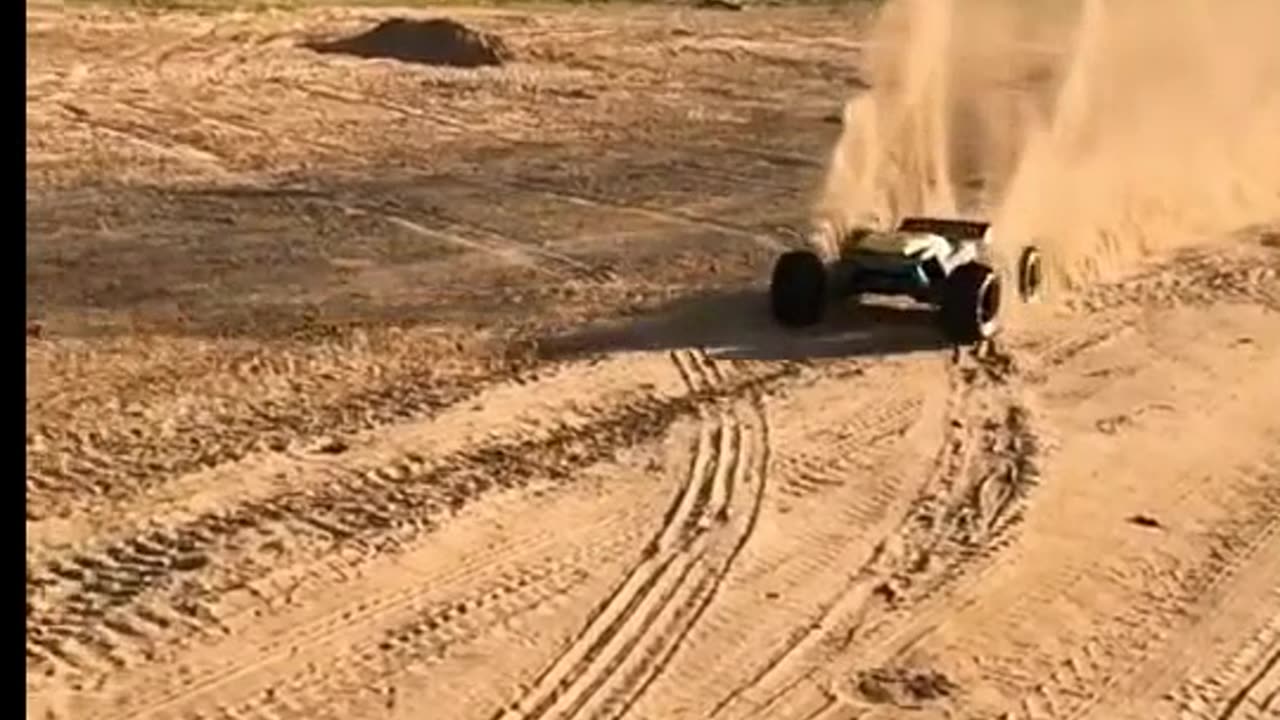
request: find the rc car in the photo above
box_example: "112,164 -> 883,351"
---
769,217 -> 1043,343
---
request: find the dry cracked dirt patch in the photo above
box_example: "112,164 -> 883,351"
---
25,4 -> 1280,720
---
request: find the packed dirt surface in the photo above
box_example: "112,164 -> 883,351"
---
25,2 -> 1280,720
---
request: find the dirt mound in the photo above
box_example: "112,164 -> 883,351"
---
813,0 -> 1280,288
307,18 -> 512,68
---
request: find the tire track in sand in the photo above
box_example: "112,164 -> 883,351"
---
166,350 -> 770,720
813,300 -> 1280,720
82,506 -> 655,720
1168,591 -> 1280,720
328,199 -> 618,283
724,350 -> 1043,720
1075,519 -> 1280,720
454,176 -> 787,254
1076,523 -> 1280,720
1005,479 -> 1280,720
25,359 -> 513,523
25,357 -> 799,679
625,357 -> 948,720
52,101 -> 233,175
494,348 -> 770,720
1213,647 -> 1280,720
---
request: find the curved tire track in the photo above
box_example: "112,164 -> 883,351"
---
93,511 -> 654,720
494,349 -> 770,720
26,358 -> 800,678
1165,597 -> 1280,720
722,351 -> 1044,720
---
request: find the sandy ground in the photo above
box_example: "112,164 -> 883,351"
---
25,3 -> 1280,720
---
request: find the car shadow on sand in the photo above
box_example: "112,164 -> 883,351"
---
537,287 -> 957,362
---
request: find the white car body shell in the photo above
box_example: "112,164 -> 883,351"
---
846,230 -> 952,260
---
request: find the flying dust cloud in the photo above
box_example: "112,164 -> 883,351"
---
813,0 -> 1280,288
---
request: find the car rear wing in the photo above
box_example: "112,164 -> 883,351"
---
896,217 -> 992,244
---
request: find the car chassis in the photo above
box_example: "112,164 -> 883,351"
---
769,217 -> 1043,343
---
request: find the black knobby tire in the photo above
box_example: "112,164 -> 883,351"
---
770,250 -> 827,328
939,262 -> 1002,342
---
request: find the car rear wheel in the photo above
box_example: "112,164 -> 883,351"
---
770,250 -> 827,327
940,262 -> 1001,342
